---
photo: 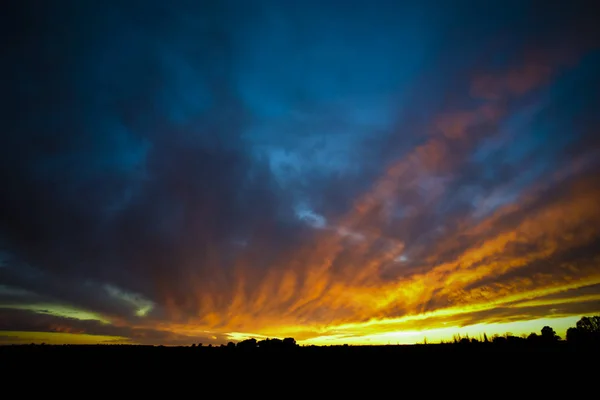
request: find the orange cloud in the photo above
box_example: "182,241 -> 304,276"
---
108,47 -> 600,345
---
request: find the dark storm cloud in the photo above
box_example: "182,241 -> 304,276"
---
1,0 -> 599,344
1,0 -> 429,312
1,0 -> 293,316
0,308 -> 228,345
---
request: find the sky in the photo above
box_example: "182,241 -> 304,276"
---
1,0 -> 600,346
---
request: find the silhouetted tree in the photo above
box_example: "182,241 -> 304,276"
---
567,315 -> 600,344
527,332 -> 539,342
576,316 -> 600,333
237,338 -> 257,350
227,342 -> 236,349
541,326 -> 560,342
566,327 -> 580,343
492,336 -> 506,345
258,338 -> 283,350
258,338 -> 292,350
505,335 -> 526,345
283,337 -> 297,348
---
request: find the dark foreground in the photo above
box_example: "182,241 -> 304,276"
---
2,342 -> 598,391
2,341 -> 598,366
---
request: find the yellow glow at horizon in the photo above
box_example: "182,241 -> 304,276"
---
301,315 -> 582,345
0,331 -> 129,345
227,331 -> 271,342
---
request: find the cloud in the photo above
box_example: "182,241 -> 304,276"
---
1,0 -> 599,344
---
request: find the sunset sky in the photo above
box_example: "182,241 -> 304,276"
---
1,0 -> 599,346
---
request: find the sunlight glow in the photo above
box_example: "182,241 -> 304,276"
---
1,303 -> 109,323
0,331 -> 128,345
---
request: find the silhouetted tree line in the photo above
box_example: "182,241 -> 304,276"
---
185,315 -> 600,350
3,316 -> 599,354
190,337 -> 298,350
448,325 -> 560,346
437,315 -> 600,348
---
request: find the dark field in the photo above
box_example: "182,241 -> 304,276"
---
2,341 -> 598,391
3,340 -> 598,364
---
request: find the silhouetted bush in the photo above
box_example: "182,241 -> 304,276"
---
236,338 -> 257,350
257,338 -> 282,349
541,326 -> 560,342
492,336 -> 506,345
527,332 -> 539,342
566,315 -> 600,345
